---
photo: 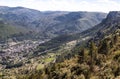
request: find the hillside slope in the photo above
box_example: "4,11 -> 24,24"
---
0,20 -> 29,42
0,6 -> 107,40
20,11 -> 120,79
26,31 -> 120,79
80,11 -> 120,39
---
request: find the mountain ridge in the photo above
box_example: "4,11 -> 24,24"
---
16,11 -> 120,79
0,6 -> 107,42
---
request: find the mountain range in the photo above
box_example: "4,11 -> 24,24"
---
2,6 -> 120,79
0,6 -> 107,42
33,11 -> 120,54
20,11 -> 120,79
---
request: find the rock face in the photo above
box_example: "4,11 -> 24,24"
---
107,11 -> 120,20
97,11 -> 120,33
80,11 -> 120,41
0,6 -> 107,41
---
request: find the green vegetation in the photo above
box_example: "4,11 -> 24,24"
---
19,29 -> 120,79
6,62 -> 23,69
0,21 -> 30,42
44,57 -> 55,62
34,33 -> 83,56
0,23 -> 19,38
36,64 -> 44,70
0,10 -> 120,79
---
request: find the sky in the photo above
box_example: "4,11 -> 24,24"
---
0,0 -> 120,13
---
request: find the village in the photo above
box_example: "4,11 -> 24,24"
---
0,40 -> 46,69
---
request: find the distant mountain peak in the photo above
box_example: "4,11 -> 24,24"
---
83,11 -> 120,40
109,11 -> 120,15
106,11 -> 120,21
9,6 -> 25,10
0,6 -> 107,41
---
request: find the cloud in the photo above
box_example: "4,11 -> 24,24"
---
0,0 -> 120,12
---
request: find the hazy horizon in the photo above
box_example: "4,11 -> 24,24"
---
0,0 -> 120,13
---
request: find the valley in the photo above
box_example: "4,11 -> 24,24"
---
19,11 -> 120,79
0,38 -> 78,79
0,5 -> 120,79
0,6 -> 107,41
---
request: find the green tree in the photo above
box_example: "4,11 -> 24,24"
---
89,41 -> 97,64
89,41 -> 98,71
114,34 -> 119,44
78,48 -> 86,63
98,39 -> 110,55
